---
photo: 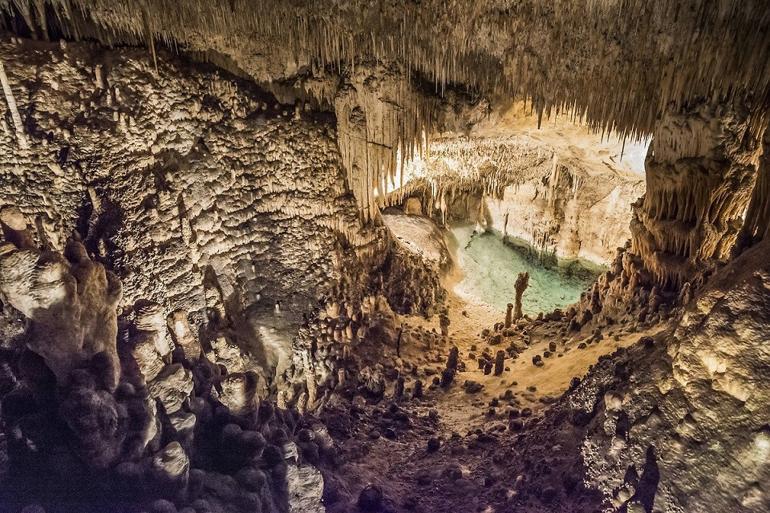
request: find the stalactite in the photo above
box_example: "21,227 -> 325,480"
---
737,125 -> 770,250
0,59 -> 28,148
2,0 -> 769,221
631,99 -> 763,290
380,136 -> 554,219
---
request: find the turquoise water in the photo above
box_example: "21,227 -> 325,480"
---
448,225 -> 600,315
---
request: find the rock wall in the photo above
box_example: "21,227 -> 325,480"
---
507,236 -> 770,513
0,38 -> 445,392
0,36 -> 451,513
487,160 -> 643,265
0,232 -> 330,513
737,122 -> 770,251
0,38 -> 374,321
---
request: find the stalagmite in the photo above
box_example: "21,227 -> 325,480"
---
394,375 -> 405,398
513,272 -> 529,320
439,312 -> 450,337
441,346 -> 459,387
412,379 -> 423,399
493,350 -> 505,376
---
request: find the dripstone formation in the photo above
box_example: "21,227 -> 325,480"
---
1,1 -> 770,513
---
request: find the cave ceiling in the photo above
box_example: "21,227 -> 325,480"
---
3,0 -> 769,138
3,0 -> 769,222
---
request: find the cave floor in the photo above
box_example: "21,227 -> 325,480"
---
395,242 -> 649,435
321,219 -> 665,513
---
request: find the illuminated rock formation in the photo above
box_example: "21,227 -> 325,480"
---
631,100 -> 763,290
2,0 -> 768,221
0,230 -> 329,512
513,272 -> 529,321
508,237 -> 770,513
0,2 -> 769,513
0,222 -> 122,390
737,123 -> 770,251
381,114 -> 647,265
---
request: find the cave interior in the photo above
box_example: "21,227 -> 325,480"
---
0,1 -> 769,513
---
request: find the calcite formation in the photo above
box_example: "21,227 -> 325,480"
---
737,123 -> 770,251
0,38 -> 440,398
0,224 -> 122,390
513,272 -> 529,321
0,37 -> 448,513
0,2 -> 769,513
383,134 -> 645,265
3,0 -> 768,221
631,100 -> 763,290
506,237 -> 770,513
0,230 -> 333,512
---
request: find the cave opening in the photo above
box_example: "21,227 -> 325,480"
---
379,107 -> 649,336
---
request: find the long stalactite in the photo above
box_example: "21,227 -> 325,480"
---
2,0 -> 770,221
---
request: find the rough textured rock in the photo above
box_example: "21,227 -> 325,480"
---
0,3 -> 769,513
3,0 -> 768,140
0,40 -> 424,513
631,100 -> 763,289
286,459 -> 325,513
0,38 -> 441,404
737,124 -> 770,250
0,234 -> 122,389
218,372 -> 261,415
0,234 -> 333,513
148,363 -> 194,414
0,36 -> 381,321
508,238 -> 770,513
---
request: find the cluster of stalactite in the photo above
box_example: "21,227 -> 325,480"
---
381,137 -> 553,222
328,66 -> 441,222
736,126 -> 770,251
630,100 -> 765,291
3,0 -> 770,223
3,0 -> 768,136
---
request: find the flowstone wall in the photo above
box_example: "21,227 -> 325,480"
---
631,100 -> 763,290
0,38 -> 372,322
0,38 -> 449,513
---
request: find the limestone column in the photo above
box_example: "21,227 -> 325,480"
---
493,350 -> 505,376
631,100 -> 763,290
513,272 -> 529,320
736,124 -> 770,250
504,303 -> 513,328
